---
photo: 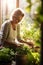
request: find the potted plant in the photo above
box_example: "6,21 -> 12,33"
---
0,47 -> 15,65
15,45 -> 30,65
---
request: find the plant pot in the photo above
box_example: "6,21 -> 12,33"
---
15,54 -> 28,65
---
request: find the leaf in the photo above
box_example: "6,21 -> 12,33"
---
37,14 -> 43,22
25,5 -> 31,13
26,0 -> 31,3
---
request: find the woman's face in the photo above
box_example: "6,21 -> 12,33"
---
19,15 -> 23,21
13,15 -> 23,24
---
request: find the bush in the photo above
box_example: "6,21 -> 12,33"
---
16,45 -> 30,55
0,47 -> 15,62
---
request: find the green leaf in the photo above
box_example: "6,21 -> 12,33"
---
26,0 -> 31,3
37,14 -> 43,22
25,5 -> 31,13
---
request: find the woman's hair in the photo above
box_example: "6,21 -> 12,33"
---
10,8 -> 24,21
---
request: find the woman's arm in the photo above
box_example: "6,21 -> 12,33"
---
1,22 -> 9,45
17,24 -> 34,47
3,39 -> 19,47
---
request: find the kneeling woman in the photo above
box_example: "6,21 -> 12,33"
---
1,8 -> 34,50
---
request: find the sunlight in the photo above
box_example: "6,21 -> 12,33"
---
2,0 -> 6,11
7,0 -> 16,12
2,0 -> 16,20
27,24 -> 32,30
3,0 -> 16,13
31,0 -> 36,3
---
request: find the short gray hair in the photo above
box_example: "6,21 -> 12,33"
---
10,8 -> 25,20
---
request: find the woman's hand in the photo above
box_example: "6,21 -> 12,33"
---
17,43 -> 24,47
26,41 -> 34,46
26,40 -> 34,48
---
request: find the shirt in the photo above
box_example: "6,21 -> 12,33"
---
1,20 -> 20,44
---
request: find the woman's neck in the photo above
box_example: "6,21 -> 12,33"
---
11,21 -> 17,30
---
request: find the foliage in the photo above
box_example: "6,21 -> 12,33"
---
36,5 -> 43,22
26,0 -> 43,23
16,45 -> 30,55
26,0 -> 31,3
23,0 -> 41,45
17,0 -> 40,65
20,20 -> 41,46
25,5 -> 31,13
29,22 -> 40,46
25,0 -> 32,13
27,52 -> 40,65
16,45 -> 40,65
0,47 -> 15,62
33,52 -> 40,65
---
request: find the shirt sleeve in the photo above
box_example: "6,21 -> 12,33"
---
1,22 -> 9,45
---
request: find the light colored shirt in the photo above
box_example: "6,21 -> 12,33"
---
1,20 -> 20,44
6,21 -> 17,42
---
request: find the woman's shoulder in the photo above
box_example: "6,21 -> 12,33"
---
1,20 -> 11,27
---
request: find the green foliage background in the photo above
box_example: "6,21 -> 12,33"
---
20,0 -> 41,47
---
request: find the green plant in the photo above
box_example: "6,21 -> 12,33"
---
16,45 -> 30,55
26,52 -> 40,65
0,47 -> 15,63
16,45 -> 40,65
15,45 -> 31,65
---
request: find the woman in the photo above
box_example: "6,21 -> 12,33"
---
1,8 -> 34,49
